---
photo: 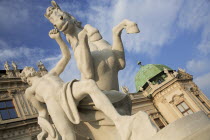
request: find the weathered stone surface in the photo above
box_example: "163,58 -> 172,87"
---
148,111 -> 210,140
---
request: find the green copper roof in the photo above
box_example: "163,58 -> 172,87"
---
135,64 -> 172,91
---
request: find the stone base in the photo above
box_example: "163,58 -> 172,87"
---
148,111 -> 210,140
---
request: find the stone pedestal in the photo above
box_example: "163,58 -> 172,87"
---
149,111 -> 210,140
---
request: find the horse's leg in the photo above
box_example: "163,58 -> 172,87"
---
112,19 -> 140,70
84,24 -> 102,42
112,19 -> 140,35
75,29 -> 94,80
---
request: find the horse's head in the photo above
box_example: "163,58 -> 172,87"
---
45,1 -> 82,34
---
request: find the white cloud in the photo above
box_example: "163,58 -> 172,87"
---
197,24 -> 210,55
186,59 -> 210,74
0,39 -> 45,69
177,0 -> 209,31
177,0 -> 210,55
194,72 -> 210,98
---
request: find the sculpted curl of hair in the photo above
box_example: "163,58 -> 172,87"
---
20,67 -> 40,83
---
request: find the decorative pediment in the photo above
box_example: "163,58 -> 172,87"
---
170,94 -> 184,105
190,85 -> 199,95
177,70 -> 193,80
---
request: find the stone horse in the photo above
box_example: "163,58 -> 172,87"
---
44,1 -> 157,140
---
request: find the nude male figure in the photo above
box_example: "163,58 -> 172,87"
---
45,1 -> 140,91
21,29 -> 137,140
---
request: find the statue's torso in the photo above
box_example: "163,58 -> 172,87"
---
34,74 -> 64,102
89,39 -> 119,90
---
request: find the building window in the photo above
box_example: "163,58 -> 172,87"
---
196,95 -> 210,111
157,78 -> 164,84
176,101 -> 193,116
154,118 -> 165,129
0,100 -> 18,120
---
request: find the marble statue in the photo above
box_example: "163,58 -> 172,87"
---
121,86 -> 129,94
44,0 -> 135,125
40,1 -> 158,140
45,1 -> 139,91
4,61 -> 10,70
37,61 -> 47,71
20,1 -> 210,140
21,28 -> 157,140
12,61 -> 17,70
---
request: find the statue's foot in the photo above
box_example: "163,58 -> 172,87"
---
126,23 -> 140,34
38,117 -> 56,138
124,19 -> 140,34
115,111 -> 157,140
37,130 -> 48,140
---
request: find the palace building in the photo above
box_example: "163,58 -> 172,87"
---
0,62 -> 47,140
130,64 -> 210,130
0,62 -> 209,139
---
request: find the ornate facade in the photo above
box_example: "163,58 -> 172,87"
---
0,62 -> 47,140
0,62 -> 210,139
131,64 -> 210,130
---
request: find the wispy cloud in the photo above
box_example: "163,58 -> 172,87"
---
186,59 -> 210,74
0,39 -> 46,69
177,0 -> 210,55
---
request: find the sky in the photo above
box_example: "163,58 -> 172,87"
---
0,0 -> 210,97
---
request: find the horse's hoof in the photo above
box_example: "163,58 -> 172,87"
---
126,24 -> 140,34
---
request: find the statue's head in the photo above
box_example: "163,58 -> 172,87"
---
20,67 -> 40,84
45,1 -> 82,33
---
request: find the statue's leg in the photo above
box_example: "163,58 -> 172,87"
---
72,79 -> 121,121
84,24 -> 102,42
72,80 -> 157,140
74,29 -> 94,80
112,19 -> 140,35
45,99 -> 76,140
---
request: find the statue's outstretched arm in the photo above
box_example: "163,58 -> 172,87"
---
49,29 -> 71,76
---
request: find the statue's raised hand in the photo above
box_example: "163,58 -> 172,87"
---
49,29 -> 61,39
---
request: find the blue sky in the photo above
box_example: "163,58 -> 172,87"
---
0,0 -> 210,97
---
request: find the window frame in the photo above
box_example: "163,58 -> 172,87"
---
176,101 -> 193,116
0,100 -> 18,120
